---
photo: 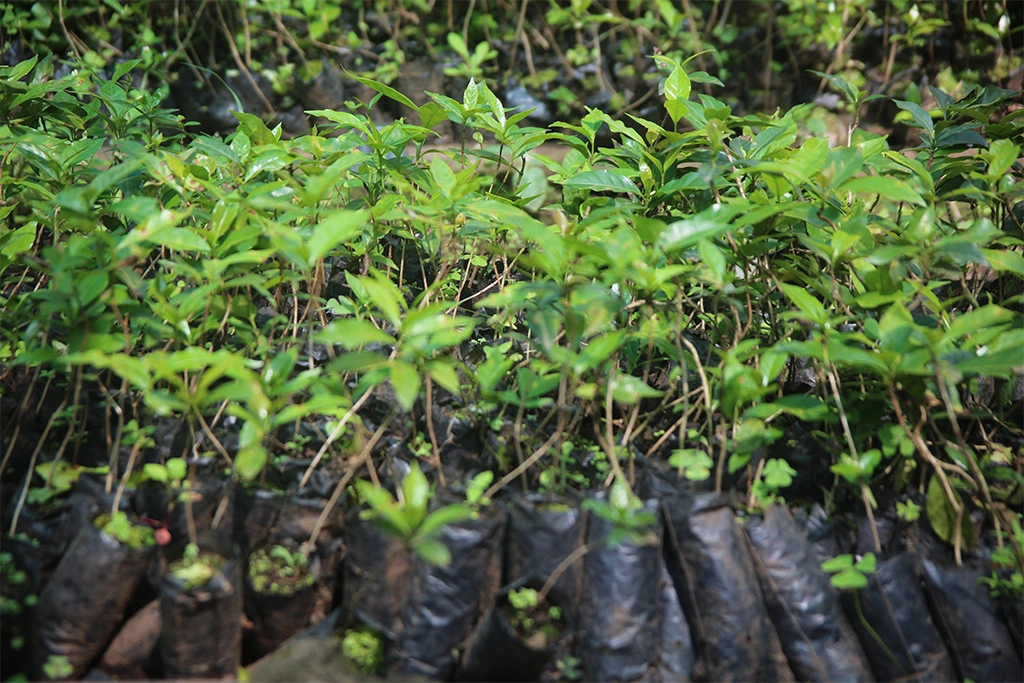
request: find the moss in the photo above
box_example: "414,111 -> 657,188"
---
341,627 -> 384,675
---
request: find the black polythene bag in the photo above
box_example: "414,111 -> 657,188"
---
920,556 -> 1024,683
661,493 -> 795,682
235,490 -> 343,626
577,498 -> 663,683
388,504 -> 505,680
1001,593 -> 1024,659
243,565 -> 318,662
743,505 -> 873,682
158,533 -> 243,679
30,518 -> 154,681
340,513 -> 413,636
2,536 -> 43,679
651,554 -> 695,683
504,493 -> 587,616
841,552 -> 956,682
458,575 -> 574,682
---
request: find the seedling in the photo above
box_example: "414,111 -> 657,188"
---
169,543 -> 227,591
503,586 -> 564,648
355,461 -> 475,566
248,544 -> 314,595
94,512 -> 155,550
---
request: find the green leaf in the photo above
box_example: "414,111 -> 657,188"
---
926,473 -> 976,550
316,319 -> 396,348
430,157 -> 457,197
402,461 -> 430,530
414,538 -> 452,566
658,204 -> 740,253
663,66 -> 691,124
831,567 -> 869,590
390,360 -> 421,411
351,74 -> 417,110
894,100 -> 935,138
821,554 -> 854,573
352,273 -> 404,327
235,421 -> 268,481
166,458 -> 187,481
841,176 -> 925,206
231,111 -> 277,146
426,360 -> 461,396
417,504 -> 476,537
779,283 -> 827,326
943,305 -> 1015,344
306,209 -> 366,266
143,463 -> 168,483
575,330 -> 625,373
609,374 -> 663,404
562,169 -> 641,195
854,552 -> 877,573
418,101 -> 447,129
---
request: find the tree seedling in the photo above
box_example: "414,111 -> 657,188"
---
503,586 -> 564,648
355,461 -> 475,566
248,544 -> 314,595
169,543 -> 227,591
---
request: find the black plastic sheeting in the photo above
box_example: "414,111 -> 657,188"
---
660,492 -> 795,682
1,536 -> 44,678
840,551 -> 956,682
340,514 -> 412,636
577,498 -> 663,682
920,556 -> 1024,683
388,505 -> 505,679
744,505 -> 873,682
503,493 -> 587,615
30,518 -> 154,680
651,555 -> 695,682
236,490 -> 343,631
459,575 -> 573,682
244,566 -> 318,661
10,476 -> 109,584
158,533 -> 243,679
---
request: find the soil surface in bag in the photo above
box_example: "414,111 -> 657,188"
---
841,551 -> 956,682
388,504 -> 505,679
661,492 -> 795,683
159,534 -> 243,679
504,493 -> 587,615
30,519 -> 154,680
920,556 -> 1024,683
577,498 -> 663,683
744,505 -> 873,682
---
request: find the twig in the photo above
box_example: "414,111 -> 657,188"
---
300,387 -> 375,488
304,410 -> 394,552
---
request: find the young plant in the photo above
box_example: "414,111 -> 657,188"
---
94,511 -> 155,550
248,544 -> 315,595
503,586 -> 564,646
354,461 -> 475,566
169,543 -> 227,591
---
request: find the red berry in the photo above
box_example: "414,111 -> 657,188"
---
155,528 -> 172,546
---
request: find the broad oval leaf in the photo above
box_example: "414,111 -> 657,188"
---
562,169 -> 641,195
